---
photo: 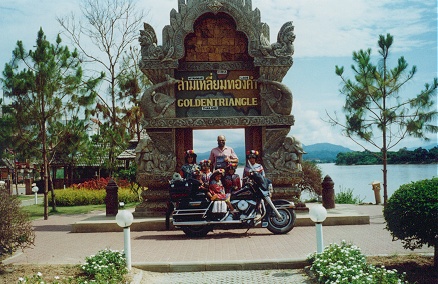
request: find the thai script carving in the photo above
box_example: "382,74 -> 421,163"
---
177,76 -> 257,91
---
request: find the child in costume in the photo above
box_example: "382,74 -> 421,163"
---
243,150 -> 265,177
224,162 -> 241,193
209,169 -> 236,213
199,159 -> 212,185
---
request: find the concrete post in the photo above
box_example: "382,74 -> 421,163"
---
371,181 -> 381,205
105,179 -> 119,216
322,175 -> 335,209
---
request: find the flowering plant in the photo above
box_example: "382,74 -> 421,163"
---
81,248 -> 128,283
307,240 -> 407,283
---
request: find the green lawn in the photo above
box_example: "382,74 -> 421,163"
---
17,195 -> 36,200
22,202 -> 139,220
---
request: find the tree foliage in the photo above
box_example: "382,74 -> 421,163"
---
0,100 -> 15,160
0,190 -> 35,256
58,0 -> 146,174
327,34 -> 438,204
383,178 -> 438,268
1,28 -> 101,219
336,147 -> 438,165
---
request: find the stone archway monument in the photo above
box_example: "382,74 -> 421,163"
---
134,0 -> 303,217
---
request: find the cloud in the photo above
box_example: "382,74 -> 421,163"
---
1,0 -> 435,153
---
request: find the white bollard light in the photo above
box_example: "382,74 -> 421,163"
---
31,184 -> 39,205
309,204 -> 328,254
116,210 -> 134,270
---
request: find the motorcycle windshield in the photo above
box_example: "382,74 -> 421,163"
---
251,172 -> 270,192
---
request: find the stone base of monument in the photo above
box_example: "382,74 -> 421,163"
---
133,188 -> 168,217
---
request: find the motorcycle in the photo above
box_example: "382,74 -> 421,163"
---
166,170 -> 296,237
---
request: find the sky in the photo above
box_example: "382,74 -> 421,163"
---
1,0 -> 437,153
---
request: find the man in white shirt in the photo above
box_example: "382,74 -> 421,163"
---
209,135 -> 239,171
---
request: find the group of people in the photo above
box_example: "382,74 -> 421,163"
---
179,135 -> 266,214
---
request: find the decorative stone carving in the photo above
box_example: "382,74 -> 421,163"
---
140,75 -> 180,119
257,76 -> 293,116
260,21 -> 295,58
139,23 -> 174,61
138,0 -> 294,67
264,136 -> 305,174
142,115 -> 294,129
135,134 -> 176,175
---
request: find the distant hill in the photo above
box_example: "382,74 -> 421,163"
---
195,142 -> 436,164
407,143 -> 437,151
302,143 -> 353,162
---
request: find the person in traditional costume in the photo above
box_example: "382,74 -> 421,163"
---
209,169 -> 237,213
243,150 -> 265,177
199,159 -> 212,185
223,162 -> 241,193
180,150 -> 198,179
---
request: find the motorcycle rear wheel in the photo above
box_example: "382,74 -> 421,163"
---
267,208 -> 296,234
181,225 -> 213,238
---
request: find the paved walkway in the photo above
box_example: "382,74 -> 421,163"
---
3,204 -> 434,283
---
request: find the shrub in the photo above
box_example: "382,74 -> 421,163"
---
298,161 -> 323,196
50,188 -> 138,206
308,240 -> 407,283
81,248 -> 128,283
383,177 -> 438,268
0,190 -> 35,257
115,164 -> 144,201
335,187 -> 364,204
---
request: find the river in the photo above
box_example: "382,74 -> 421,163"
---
309,163 -> 437,203
236,163 -> 437,203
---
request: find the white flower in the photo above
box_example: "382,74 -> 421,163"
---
54,276 -> 60,279
18,277 -> 25,282
37,272 -> 43,277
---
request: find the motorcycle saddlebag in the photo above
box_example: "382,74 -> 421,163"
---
169,180 -> 192,201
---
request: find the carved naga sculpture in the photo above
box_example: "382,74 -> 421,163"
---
256,75 -> 293,116
140,75 -> 180,119
264,136 -> 305,173
139,23 -> 174,61
260,21 -> 296,58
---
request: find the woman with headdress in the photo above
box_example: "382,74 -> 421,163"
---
243,150 -> 265,178
223,162 -> 241,194
180,150 -> 198,179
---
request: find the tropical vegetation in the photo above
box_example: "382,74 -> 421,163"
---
327,34 -> 438,204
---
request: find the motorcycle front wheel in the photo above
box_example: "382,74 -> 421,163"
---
181,225 -> 213,238
267,208 -> 296,234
